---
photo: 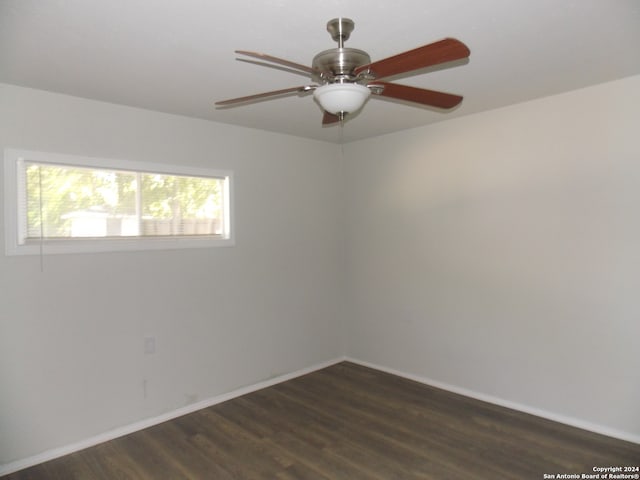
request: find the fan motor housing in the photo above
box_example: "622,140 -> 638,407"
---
312,48 -> 371,83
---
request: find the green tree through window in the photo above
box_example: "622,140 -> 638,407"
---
25,162 -> 224,239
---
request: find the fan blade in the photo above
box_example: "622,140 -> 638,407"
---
355,38 -> 470,80
215,86 -> 312,106
370,82 -> 463,109
237,59 -> 311,78
235,50 -> 314,75
322,111 -> 341,125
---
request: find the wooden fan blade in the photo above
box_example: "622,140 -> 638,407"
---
370,82 -> 463,109
355,38 -> 470,80
235,50 -> 314,75
215,86 -> 311,106
322,111 -> 341,125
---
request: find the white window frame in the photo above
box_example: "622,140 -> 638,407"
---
4,149 -> 234,255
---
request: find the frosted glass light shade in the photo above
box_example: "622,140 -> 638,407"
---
314,83 -> 371,115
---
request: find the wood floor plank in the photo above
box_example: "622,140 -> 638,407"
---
274,373 -> 513,475
3,362 -> 638,479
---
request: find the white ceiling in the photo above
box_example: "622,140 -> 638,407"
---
1,0 -> 639,143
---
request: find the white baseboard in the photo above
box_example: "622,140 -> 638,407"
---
0,356 -> 347,477
3,355 -> 637,476
345,356 -> 640,445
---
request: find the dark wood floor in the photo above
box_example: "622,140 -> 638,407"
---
4,362 -> 639,479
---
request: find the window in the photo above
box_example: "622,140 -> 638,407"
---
4,149 -> 233,255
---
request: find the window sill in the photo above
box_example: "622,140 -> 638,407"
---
7,235 -> 235,256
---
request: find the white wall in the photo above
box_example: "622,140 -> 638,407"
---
344,75 -> 640,440
0,84 -> 345,465
2,74 -> 640,471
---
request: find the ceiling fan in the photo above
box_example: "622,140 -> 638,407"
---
215,18 -> 470,125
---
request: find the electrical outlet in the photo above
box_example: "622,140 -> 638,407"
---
144,336 -> 156,354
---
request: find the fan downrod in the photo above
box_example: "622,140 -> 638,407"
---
312,18 -> 371,82
326,18 -> 355,48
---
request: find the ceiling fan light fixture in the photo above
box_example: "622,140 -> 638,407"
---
313,83 -> 371,115
217,19 -> 470,125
